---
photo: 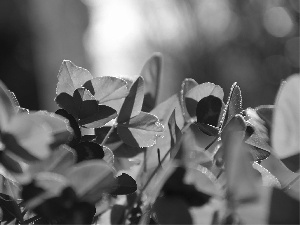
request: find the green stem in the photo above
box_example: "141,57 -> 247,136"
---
100,124 -> 116,146
204,136 -> 219,151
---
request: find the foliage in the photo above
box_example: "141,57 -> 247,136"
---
0,54 -> 299,225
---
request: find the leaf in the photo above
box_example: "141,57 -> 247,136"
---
245,131 -> 271,161
110,173 -> 137,195
219,82 -> 242,130
0,80 -> 18,129
140,53 -> 162,112
66,160 -> 116,203
73,142 -> 104,163
0,193 -> 23,222
196,95 -> 223,136
117,76 -> 144,123
30,111 -> 74,149
3,113 -> 56,161
117,112 -> 164,147
184,82 -> 224,122
56,88 -> 117,128
180,78 -> 198,121
272,74 -> 300,159
56,60 -> 93,96
222,116 -> 259,204
29,145 -> 76,175
103,146 -> 114,165
153,196 -> 193,225
255,105 -> 274,134
83,76 -> 129,112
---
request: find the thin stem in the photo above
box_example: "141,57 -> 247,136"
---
157,148 -> 162,168
143,151 -> 147,173
100,124 -> 116,146
204,136 -> 219,151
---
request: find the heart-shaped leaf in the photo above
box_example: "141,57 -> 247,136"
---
140,53 -> 162,112
110,173 -> 137,195
83,76 -> 129,112
0,193 -> 23,222
219,82 -> 242,130
245,131 -> 271,161
66,160 -> 116,203
117,76 -> 144,123
117,112 -> 164,147
56,60 -> 93,96
255,105 -> 274,134
56,88 -> 117,128
3,113 -> 56,161
183,82 -> 224,122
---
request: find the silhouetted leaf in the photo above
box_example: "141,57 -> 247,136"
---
83,76 -> 129,112
56,60 -> 93,96
66,160 -> 116,203
56,88 -> 117,128
117,76 -> 144,123
110,173 -> 137,195
0,193 -> 23,222
73,142 -> 104,163
141,53 -> 162,112
117,112 -> 164,147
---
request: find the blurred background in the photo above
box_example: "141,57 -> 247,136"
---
0,0 -> 299,111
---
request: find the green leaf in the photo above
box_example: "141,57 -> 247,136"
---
30,111 -> 73,149
183,82 -> 224,122
103,146 -> 114,165
220,82 -> 242,130
272,74 -> 300,159
0,80 -> 18,129
245,131 -> 271,161
83,76 -> 129,112
56,60 -> 93,96
3,113 -> 56,161
140,53 -> 162,112
0,193 -> 23,222
56,88 -> 117,128
117,76 -> 144,123
180,78 -> 198,121
117,112 -> 164,147
66,160 -> 116,203
110,173 -> 137,195
255,105 -> 274,134
222,116 -> 259,203
29,145 -> 76,175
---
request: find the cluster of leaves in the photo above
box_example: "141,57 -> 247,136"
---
0,53 -> 299,225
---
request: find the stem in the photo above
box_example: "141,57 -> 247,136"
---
123,122 -> 192,223
100,124 -> 116,146
143,151 -> 147,173
204,136 -> 219,151
157,148 -> 162,168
